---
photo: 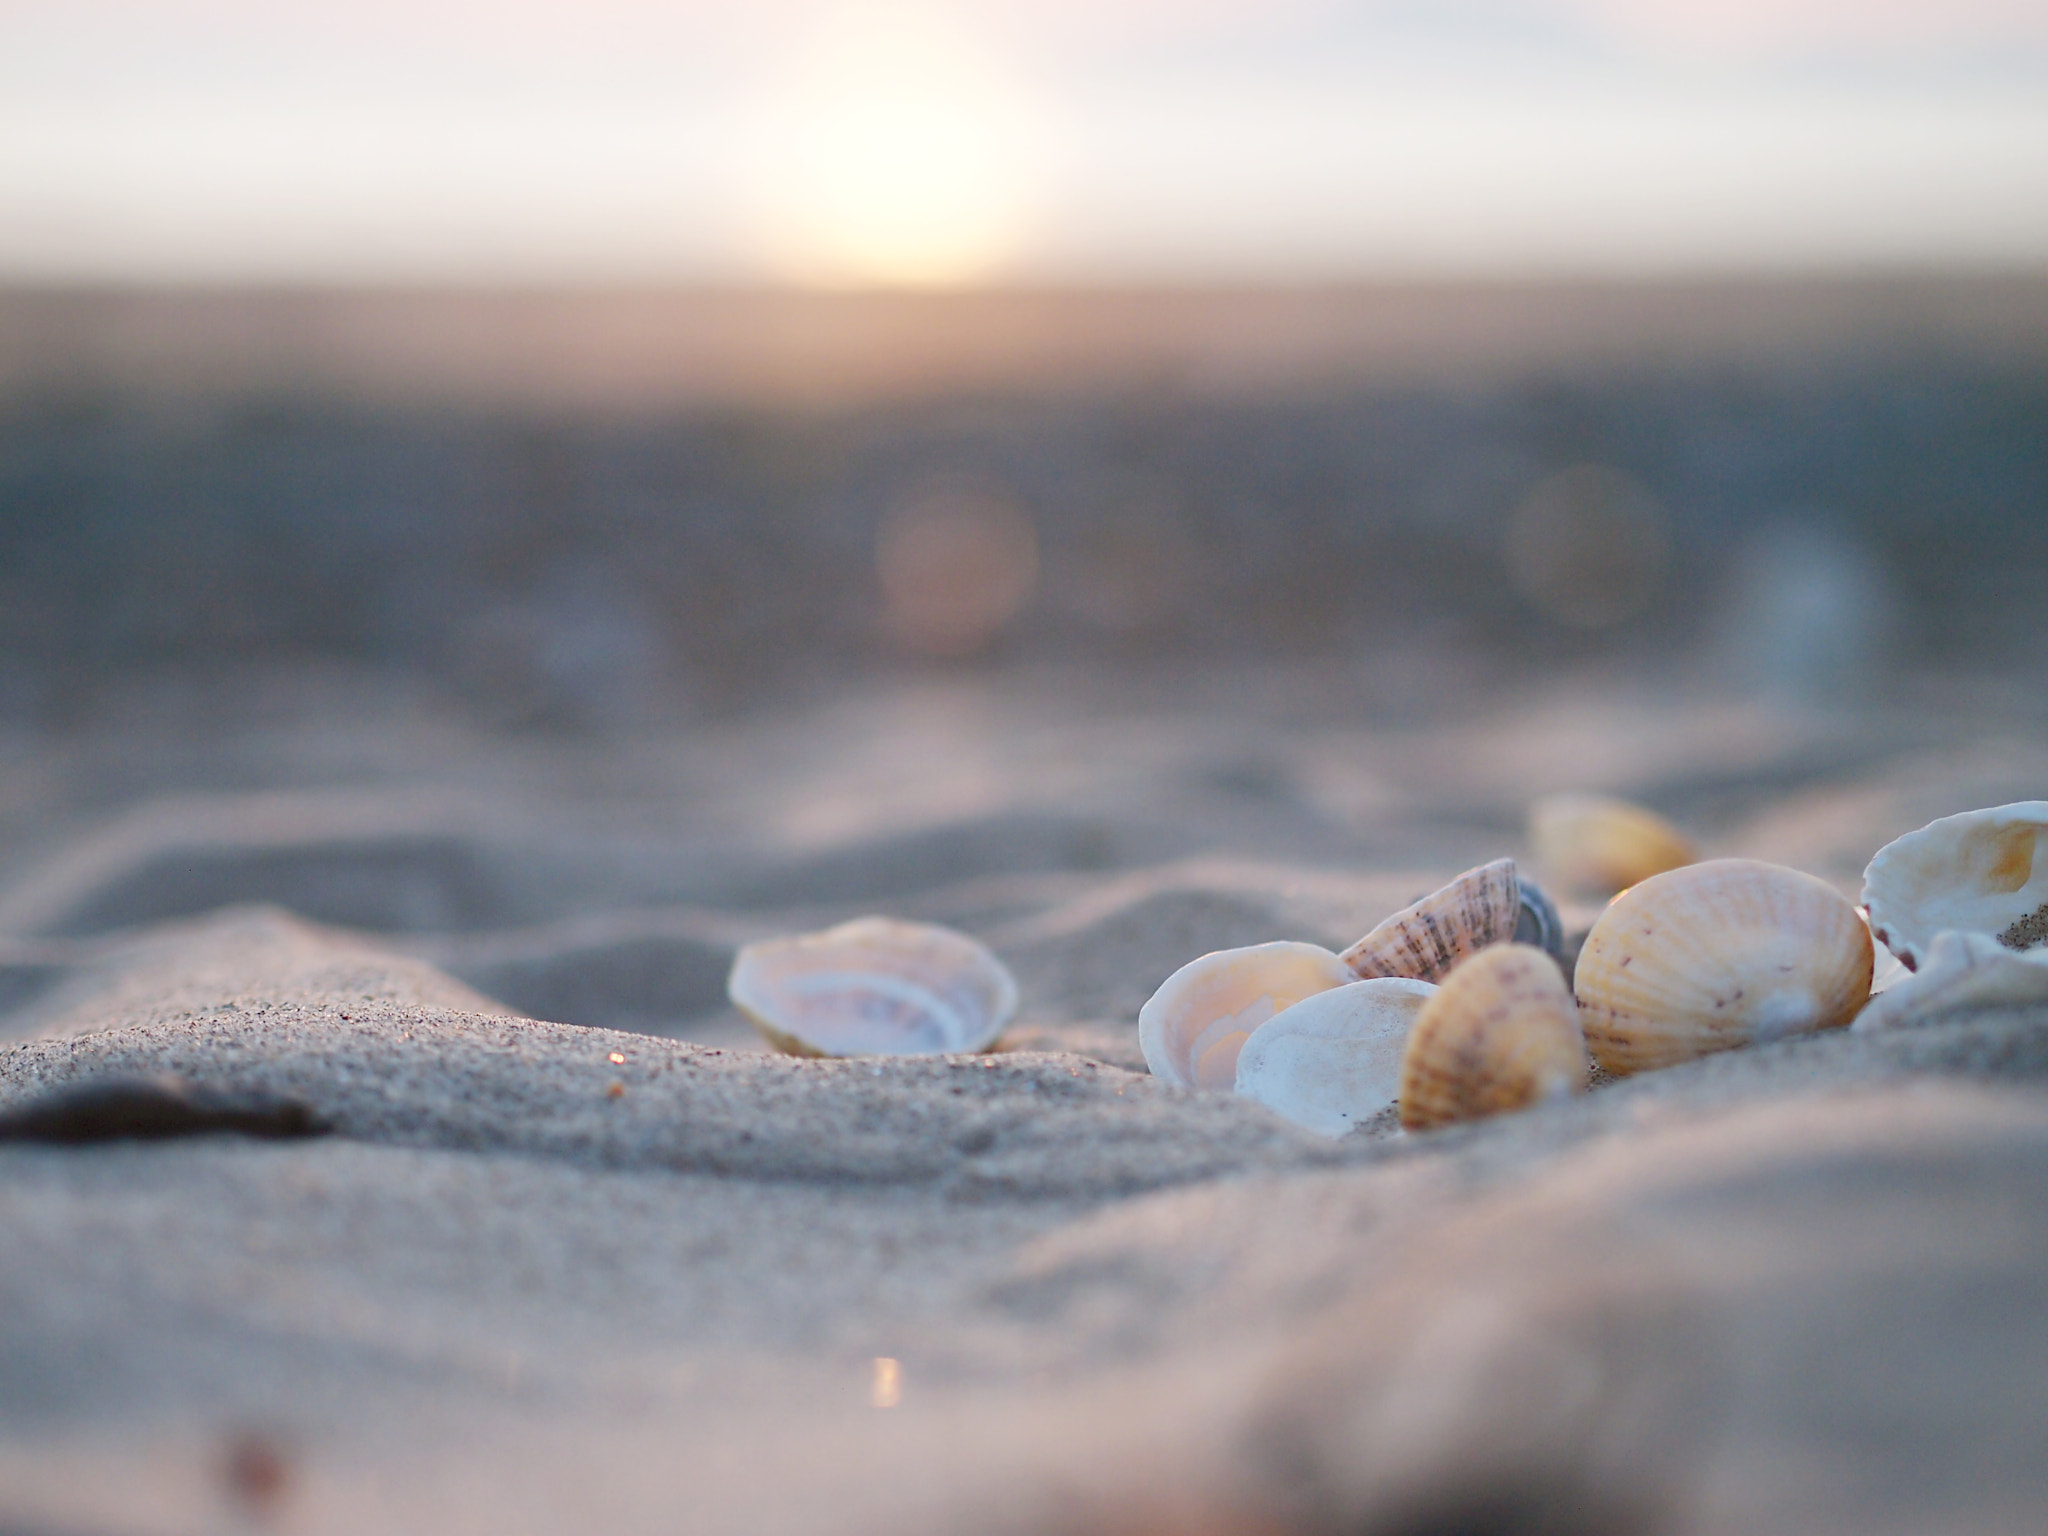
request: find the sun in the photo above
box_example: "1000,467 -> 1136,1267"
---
750,10 -> 1047,288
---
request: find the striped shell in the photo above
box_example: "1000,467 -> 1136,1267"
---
1233,978 -> 1437,1137
1341,858 -> 1522,983
1528,793 -> 1696,897
727,917 -> 1017,1057
1862,801 -> 2048,970
1398,945 -> 1586,1131
1574,859 -> 1872,1075
1139,942 -> 1353,1089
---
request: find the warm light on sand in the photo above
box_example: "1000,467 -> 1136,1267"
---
749,10 -> 1047,288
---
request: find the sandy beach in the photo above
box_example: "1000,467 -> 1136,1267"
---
2,662 -> 2046,1535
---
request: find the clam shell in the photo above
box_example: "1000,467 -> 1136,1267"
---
1528,793 -> 1696,897
1854,928 -> 2048,1033
1233,978 -> 1437,1137
1139,942 -> 1354,1089
1574,858 -> 1872,1075
1862,801 -> 2048,970
1398,944 -> 1586,1131
1341,858 -> 1522,983
727,916 -> 1017,1057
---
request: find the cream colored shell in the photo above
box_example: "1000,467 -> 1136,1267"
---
1138,942 -> 1353,1089
1528,792 -> 1697,897
1233,977 -> 1437,1137
1862,801 -> 2048,970
1854,929 -> 2048,1032
727,916 -> 1018,1057
1341,858 -> 1522,983
1398,944 -> 1586,1131
1574,858 -> 1872,1075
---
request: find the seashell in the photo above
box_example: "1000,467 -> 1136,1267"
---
1233,978 -> 1437,1137
1513,875 -> 1568,968
1574,858 -> 1872,1075
1139,942 -> 1354,1089
1862,801 -> 2048,970
727,916 -> 1017,1057
1528,793 -> 1697,897
1853,928 -> 2048,1033
1341,858 -> 1522,983
1398,945 -> 1587,1131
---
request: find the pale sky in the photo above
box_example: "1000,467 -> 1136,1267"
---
2,0 -> 2046,285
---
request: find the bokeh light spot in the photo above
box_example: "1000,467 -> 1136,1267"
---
876,482 -> 1039,658
1504,464 -> 1671,629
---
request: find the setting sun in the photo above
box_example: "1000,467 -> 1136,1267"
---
749,10 -> 1048,288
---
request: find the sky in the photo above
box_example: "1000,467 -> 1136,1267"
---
2,0 -> 2046,286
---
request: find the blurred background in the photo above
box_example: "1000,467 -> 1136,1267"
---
1,0 -> 2045,731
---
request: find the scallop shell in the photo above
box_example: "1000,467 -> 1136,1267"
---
1398,945 -> 1586,1131
1233,978 -> 1437,1137
1862,801 -> 2048,970
727,916 -> 1018,1057
1139,942 -> 1354,1089
1574,858 -> 1872,1075
1341,858 -> 1522,983
1853,928 -> 2048,1033
1528,793 -> 1696,897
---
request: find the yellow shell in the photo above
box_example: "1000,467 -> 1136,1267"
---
1138,942 -> 1353,1089
726,916 -> 1017,1057
1527,793 -> 1697,897
1574,858 -> 1872,1075
1341,858 -> 1522,983
1397,945 -> 1586,1131
1862,801 -> 2048,970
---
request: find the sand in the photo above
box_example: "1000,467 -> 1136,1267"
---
4,668 -> 2048,1535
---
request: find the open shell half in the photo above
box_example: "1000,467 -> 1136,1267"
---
727,916 -> 1018,1057
1862,801 -> 2048,970
1234,977 -> 1437,1137
1138,941 -> 1353,1089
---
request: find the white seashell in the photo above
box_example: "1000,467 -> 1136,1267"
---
1233,978 -> 1437,1137
1853,928 -> 2048,1032
1528,793 -> 1697,897
727,916 -> 1017,1057
1862,801 -> 2048,970
1139,942 -> 1354,1089
1398,944 -> 1586,1130
1574,858 -> 1872,1075
1340,858 -> 1522,983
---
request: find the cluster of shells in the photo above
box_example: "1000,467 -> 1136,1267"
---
1142,796 -> 2048,1137
721,798 -> 2048,1140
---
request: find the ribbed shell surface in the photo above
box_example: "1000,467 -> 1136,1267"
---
1574,859 -> 1872,1075
1341,858 -> 1521,983
1398,944 -> 1586,1130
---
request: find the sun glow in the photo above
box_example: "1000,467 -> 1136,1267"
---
750,10 -> 1047,288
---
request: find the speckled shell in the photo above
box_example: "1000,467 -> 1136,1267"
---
1398,945 -> 1586,1130
1574,859 -> 1872,1075
727,916 -> 1018,1058
1341,858 -> 1522,983
1854,928 -> 2048,1032
1528,793 -> 1697,897
1862,802 -> 2048,970
1233,978 -> 1437,1137
1139,942 -> 1354,1089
